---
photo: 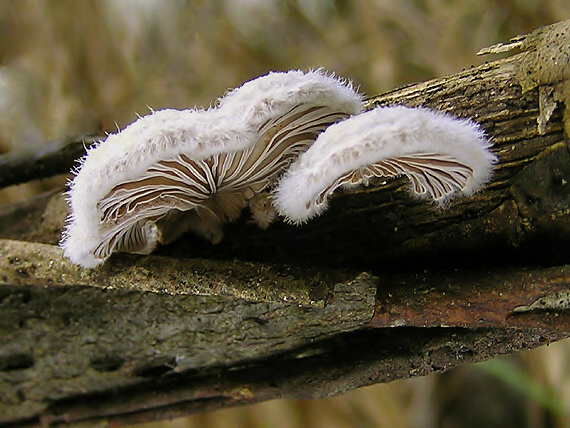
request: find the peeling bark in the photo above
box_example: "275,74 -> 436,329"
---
0,20 -> 569,427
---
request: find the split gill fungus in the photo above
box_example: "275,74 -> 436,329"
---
61,70 -> 496,268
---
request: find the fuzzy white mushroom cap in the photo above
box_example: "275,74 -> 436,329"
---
61,69 -> 364,268
273,106 -> 497,224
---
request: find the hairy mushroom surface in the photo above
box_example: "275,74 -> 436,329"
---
273,106 -> 497,224
61,70 -> 363,268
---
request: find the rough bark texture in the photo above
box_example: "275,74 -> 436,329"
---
0,20 -> 569,427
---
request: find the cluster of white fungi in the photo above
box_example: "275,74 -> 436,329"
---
61,70 -> 496,268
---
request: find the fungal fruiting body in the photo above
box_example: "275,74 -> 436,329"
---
273,106 -> 497,224
62,69 -> 497,269
61,70 -> 364,268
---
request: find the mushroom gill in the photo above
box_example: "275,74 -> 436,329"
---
95,104 -> 350,259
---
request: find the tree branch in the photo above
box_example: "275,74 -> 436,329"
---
0,135 -> 100,189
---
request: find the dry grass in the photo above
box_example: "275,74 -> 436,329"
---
0,1 -> 569,426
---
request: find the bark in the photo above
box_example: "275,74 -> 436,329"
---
0,20 -> 569,427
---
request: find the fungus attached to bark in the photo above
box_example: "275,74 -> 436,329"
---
273,106 -> 497,224
61,70 -> 363,268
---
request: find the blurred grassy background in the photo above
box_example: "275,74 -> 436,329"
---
0,1 -> 569,426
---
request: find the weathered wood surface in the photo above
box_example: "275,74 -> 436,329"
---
0,20 -> 569,427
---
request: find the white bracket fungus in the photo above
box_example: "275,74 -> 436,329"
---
273,106 -> 497,224
61,70 -> 363,268
61,70 -> 496,268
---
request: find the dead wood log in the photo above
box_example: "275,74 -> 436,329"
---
0,20 -> 569,427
